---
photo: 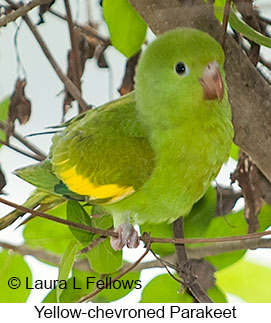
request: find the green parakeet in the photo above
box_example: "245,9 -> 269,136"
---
2,28 -> 233,250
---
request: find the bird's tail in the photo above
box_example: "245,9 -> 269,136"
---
0,160 -> 85,230
0,190 -> 65,230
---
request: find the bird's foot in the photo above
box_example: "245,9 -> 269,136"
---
110,223 -> 140,250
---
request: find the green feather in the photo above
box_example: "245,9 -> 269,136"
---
13,28 -> 234,232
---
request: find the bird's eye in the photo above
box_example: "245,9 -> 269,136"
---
174,62 -> 189,76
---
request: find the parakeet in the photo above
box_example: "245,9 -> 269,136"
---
1,28 -> 233,250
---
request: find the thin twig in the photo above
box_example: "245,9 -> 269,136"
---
0,121 -> 46,159
0,139 -> 44,161
150,249 -> 181,283
259,55 -> 271,71
0,0 -> 52,27
12,131 -> 46,158
241,41 -> 271,85
220,0 -> 231,48
78,244 -> 151,302
1,196 -> 271,244
0,196 -> 118,237
0,241 -> 91,271
48,9 -> 108,45
5,0 -> 89,112
0,241 -> 61,265
258,15 -> 271,26
78,235 -> 107,254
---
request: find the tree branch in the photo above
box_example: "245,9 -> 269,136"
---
0,0 -> 52,27
0,139 -> 45,161
2,238 -> 271,275
128,0 -> 271,184
0,121 -> 46,159
48,9 -> 109,46
0,241 -> 91,271
173,217 -> 213,303
1,196 -> 271,244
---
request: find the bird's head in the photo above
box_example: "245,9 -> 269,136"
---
135,28 -> 229,130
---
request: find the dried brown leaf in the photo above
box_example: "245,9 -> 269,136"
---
231,152 -> 270,233
63,30 -> 96,114
7,79 -> 31,140
215,186 -> 242,216
38,0 -> 55,25
118,51 -> 141,96
0,167 -> 6,194
97,49 -> 108,68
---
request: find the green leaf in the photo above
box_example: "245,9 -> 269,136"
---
207,285 -> 227,303
0,250 -> 32,302
56,239 -> 79,302
87,238 -> 122,274
204,204 -> 271,270
46,263 -> 140,303
42,278 -> 84,303
0,190 -> 59,230
140,186 -> 216,257
103,0 -> 147,57
23,202 -> 74,256
229,10 -> 271,48
140,222 -> 174,257
184,186 -> 217,238
213,0 -> 226,22
213,3 -> 271,48
15,161 -> 60,194
66,201 -> 94,243
43,288 -> 57,303
229,143 -> 239,161
91,208 -> 113,230
43,269 -> 100,303
257,204 -> 271,231
216,260 -> 271,302
93,271 -> 141,302
204,210 -> 247,269
0,97 -> 9,145
140,274 -> 193,303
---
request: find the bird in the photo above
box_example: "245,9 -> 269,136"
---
1,28 -> 233,250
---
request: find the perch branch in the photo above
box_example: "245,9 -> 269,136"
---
1,196 -> 271,244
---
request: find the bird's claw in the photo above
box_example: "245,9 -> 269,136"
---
110,223 -> 140,250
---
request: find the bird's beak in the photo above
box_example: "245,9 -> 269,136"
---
200,61 -> 224,101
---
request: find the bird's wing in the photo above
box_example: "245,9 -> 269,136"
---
51,92 -> 155,205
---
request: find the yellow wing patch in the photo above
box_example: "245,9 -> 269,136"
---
59,167 -> 135,204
